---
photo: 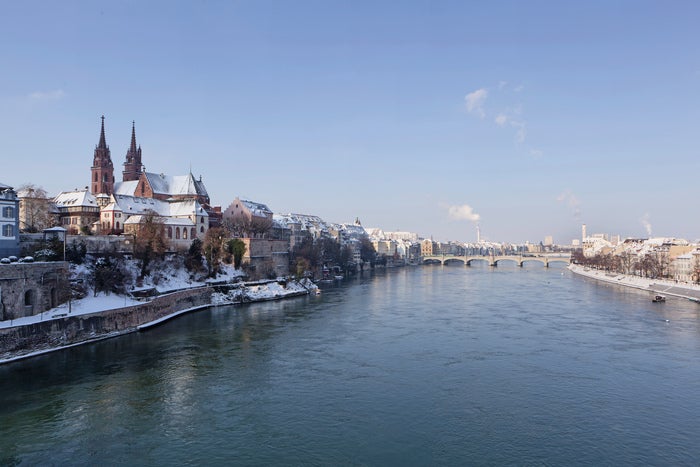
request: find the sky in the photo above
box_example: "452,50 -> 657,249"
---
1,1 -> 698,244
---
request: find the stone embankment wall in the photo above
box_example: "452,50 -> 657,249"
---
0,262 -> 69,321
0,286 -> 212,361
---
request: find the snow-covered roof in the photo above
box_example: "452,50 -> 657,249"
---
0,182 -> 12,190
102,202 -> 121,212
240,199 -> 272,217
272,213 -> 335,237
340,223 -> 368,237
111,195 -> 207,219
54,190 -> 97,207
144,172 -> 208,197
113,180 -> 139,196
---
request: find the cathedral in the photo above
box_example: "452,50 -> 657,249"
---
87,116 -> 221,246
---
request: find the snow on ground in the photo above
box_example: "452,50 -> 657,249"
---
1,257 -> 249,329
211,279 -> 312,305
568,264 -> 700,300
0,293 -> 142,329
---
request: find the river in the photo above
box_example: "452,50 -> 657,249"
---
2,264 -> 700,465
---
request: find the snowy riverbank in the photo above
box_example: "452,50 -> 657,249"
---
0,278 -> 318,364
568,264 -> 700,301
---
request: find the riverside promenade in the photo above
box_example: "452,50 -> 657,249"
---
568,264 -> 700,301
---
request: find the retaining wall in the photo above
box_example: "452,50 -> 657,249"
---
0,286 -> 212,361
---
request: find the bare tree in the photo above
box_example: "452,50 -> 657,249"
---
223,213 -> 272,238
18,183 -> 54,232
692,254 -> 700,284
133,210 -> 166,277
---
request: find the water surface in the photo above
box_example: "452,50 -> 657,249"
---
2,264 -> 699,465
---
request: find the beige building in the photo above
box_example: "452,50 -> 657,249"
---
421,239 -> 436,256
240,238 -> 289,278
223,197 -> 273,238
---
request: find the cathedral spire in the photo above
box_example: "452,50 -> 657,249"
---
98,115 -> 107,149
123,120 -> 144,182
129,121 -> 137,153
91,115 -> 114,195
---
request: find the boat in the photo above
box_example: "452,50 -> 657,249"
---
652,294 -> 666,303
689,297 -> 700,304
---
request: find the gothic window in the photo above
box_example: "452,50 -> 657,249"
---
183,228 -> 188,240
176,227 -> 180,239
141,183 -> 145,195
168,227 -> 172,239
200,217 -> 204,223
200,226 -> 204,233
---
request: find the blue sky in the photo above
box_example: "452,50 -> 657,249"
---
1,1 -> 698,244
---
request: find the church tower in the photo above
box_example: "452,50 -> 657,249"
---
90,116 -> 114,195
122,121 -> 143,182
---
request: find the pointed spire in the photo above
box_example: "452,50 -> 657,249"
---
129,120 -> 137,152
98,115 -> 107,149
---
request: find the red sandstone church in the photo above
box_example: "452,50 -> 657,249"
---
55,117 -> 221,243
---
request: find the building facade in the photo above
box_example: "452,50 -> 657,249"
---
0,183 -> 20,257
53,189 -> 100,235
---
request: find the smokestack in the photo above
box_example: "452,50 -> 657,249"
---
582,224 -> 587,242
476,224 -> 481,243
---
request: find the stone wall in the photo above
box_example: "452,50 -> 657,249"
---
0,286 -> 212,360
21,234 -> 136,256
0,262 -> 69,321
243,238 -> 289,277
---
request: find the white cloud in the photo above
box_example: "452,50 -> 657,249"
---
447,204 -> 481,222
512,121 -> 526,143
556,190 -> 581,220
464,88 -> 488,118
494,105 -> 526,143
498,80 -> 508,89
513,84 -> 524,92
529,148 -> 543,158
27,89 -> 66,101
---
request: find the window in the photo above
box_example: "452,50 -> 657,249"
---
116,222 -> 120,230
94,173 -> 97,182
2,224 -> 13,237
2,207 -> 13,218
183,228 -> 188,240
24,290 -> 33,306
200,217 -> 204,223
168,227 -> 173,239
175,227 -> 180,239
200,226 -> 204,233
191,228 -> 196,239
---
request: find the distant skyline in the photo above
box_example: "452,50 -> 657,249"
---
1,1 -> 698,244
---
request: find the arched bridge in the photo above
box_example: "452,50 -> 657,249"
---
422,253 -> 571,267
